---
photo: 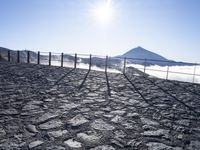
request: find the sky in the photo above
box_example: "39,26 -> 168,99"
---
0,0 -> 200,62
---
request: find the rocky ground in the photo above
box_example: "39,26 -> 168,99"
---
0,62 -> 200,150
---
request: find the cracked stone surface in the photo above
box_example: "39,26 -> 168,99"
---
0,62 -> 200,149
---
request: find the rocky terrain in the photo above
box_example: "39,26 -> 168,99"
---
0,62 -> 200,150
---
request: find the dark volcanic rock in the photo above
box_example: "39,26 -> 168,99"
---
0,62 -> 199,149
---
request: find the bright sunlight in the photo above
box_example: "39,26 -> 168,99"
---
93,0 -> 114,25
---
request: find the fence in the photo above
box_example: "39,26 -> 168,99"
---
119,56 -> 200,84
2,50 -> 200,84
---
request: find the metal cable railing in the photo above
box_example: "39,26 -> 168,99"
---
2,49 -> 200,84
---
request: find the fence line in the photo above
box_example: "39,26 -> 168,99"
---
2,50 -> 200,84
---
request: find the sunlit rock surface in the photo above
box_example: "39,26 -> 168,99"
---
0,62 -> 200,149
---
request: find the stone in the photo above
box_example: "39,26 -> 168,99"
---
127,113 -> 139,117
0,128 -> 6,139
143,124 -> 157,131
142,129 -> 169,137
127,139 -> 142,147
188,140 -> 200,150
0,108 -> 19,115
88,93 -> 99,97
90,145 -> 115,150
68,114 -> 89,126
140,117 -> 159,126
111,139 -> 124,148
64,139 -> 82,148
44,98 -> 55,102
22,104 -> 40,111
82,99 -> 95,104
103,114 -> 114,118
48,130 -> 68,138
128,99 -> 140,105
77,131 -> 101,143
177,134 -> 183,139
111,115 -> 123,123
37,112 -> 59,123
26,125 -> 38,133
59,103 -> 80,111
176,119 -> 190,126
29,140 -> 44,149
146,142 -> 173,150
91,119 -> 115,131
110,110 -> 126,115
39,120 -> 63,130
114,130 -> 126,138
96,99 -> 106,102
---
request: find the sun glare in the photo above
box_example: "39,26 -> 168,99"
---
93,0 -> 114,25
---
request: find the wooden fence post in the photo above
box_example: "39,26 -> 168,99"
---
105,56 -> 108,73
166,62 -> 170,80
89,54 -> 92,70
144,59 -> 146,73
61,53 -> 64,67
17,50 -> 20,63
37,51 -> 40,64
193,63 -> 197,83
8,50 -> 10,62
123,57 -> 126,74
49,52 -> 51,66
74,53 -> 77,69
27,51 -> 30,64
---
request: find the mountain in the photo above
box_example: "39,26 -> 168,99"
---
120,46 -> 169,66
122,46 -> 167,60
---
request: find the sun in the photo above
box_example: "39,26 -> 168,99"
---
93,0 -> 114,25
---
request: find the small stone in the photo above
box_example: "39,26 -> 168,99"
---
22,104 -> 40,111
140,117 -> 159,126
39,120 -> 63,130
0,108 -> 19,115
142,125 -> 156,131
91,119 -> 115,131
82,99 -> 95,104
111,115 -> 123,123
58,94 -> 66,97
110,110 -> 126,115
48,130 -> 68,138
59,103 -> 80,111
111,139 -> 124,148
96,99 -> 106,102
146,142 -> 173,150
127,139 -> 142,147
0,128 -> 6,139
103,114 -> 114,118
114,130 -> 126,138
77,131 -> 101,143
90,145 -> 115,150
64,139 -> 82,148
128,99 -> 140,105
88,93 -> 99,97
37,112 -> 59,123
44,98 -> 55,102
176,119 -> 190,126
177,134 -> 183,139
68,114 -> 89,126
142,129 -> 169,137
26,125 -> 38,133
188,140 -> 200,150
29,140 -> 44,149
127,113 -> 139,117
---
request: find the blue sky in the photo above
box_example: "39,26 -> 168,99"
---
0,0 -> 200,62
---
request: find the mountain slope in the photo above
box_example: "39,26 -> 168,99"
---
120,46 -> 169,66
122,46 -> 168,61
